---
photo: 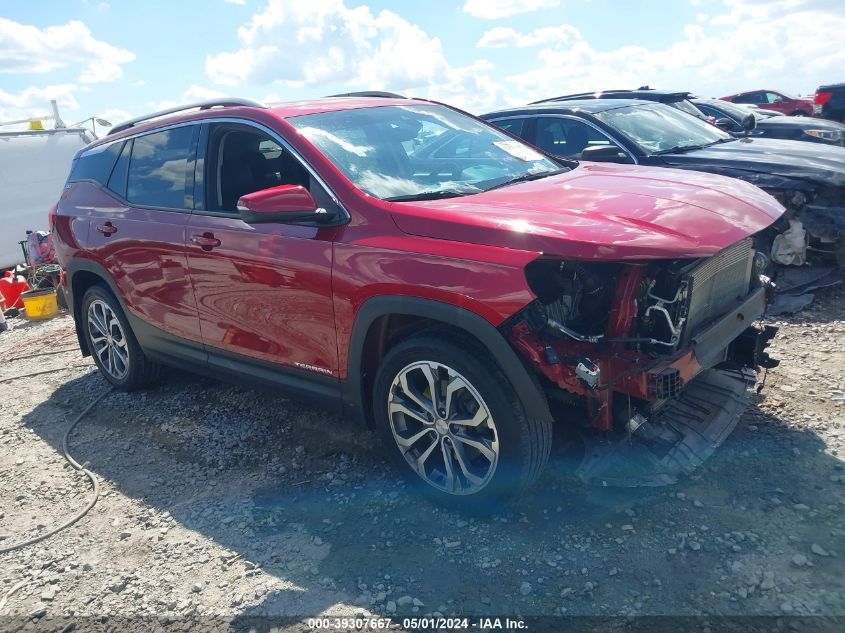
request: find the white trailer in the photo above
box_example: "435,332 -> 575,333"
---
0,103 -> 94,269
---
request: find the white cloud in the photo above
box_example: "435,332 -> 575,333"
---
0,84 -> 79,125
224,0 -> 246,4
205,0 -> 504,111
477,25 -> 580,48
486,0 -> 845,104
152,84 -> 231,111
462,0 -> 561,19
0,18 -> 134,83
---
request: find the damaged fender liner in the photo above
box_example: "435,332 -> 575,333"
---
576,369 -> 749,487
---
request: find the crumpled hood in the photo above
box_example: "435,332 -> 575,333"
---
660,137 -> 845,187
389,162 -> 785,260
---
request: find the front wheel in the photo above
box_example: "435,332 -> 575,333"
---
81,284 -> 159,390
373,332 -> 551,511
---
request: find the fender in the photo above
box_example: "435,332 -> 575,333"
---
65,257 -> 125,357
342,295 -> 553,426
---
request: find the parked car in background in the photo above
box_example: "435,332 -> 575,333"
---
721,90 -> 814,117
694,98 -> 845,146
54,96 -> 784,507
532,88 -> 708,119
814,83 -> 845,122
0,104 -> 93,269
481,99 -> 845,263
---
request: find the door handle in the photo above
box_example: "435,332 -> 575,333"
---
96,222 -> 117,236
190,233 -> 221,251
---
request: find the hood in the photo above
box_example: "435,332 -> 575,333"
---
659,138 -> 845,186
389,162 -> 785,260
758,117 -> 845,132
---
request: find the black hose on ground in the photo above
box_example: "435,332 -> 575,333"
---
0,387 -> 112,555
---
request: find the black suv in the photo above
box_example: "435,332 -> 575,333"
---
815,83 -> 845,122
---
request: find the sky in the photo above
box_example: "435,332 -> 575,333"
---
1,0 -> 843,131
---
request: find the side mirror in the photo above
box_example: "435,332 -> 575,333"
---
237,185 -> 331,224
579,145 -> 634,164
740,113 -> 756,132
714,117 -> 735,131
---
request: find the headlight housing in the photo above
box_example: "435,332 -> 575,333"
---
804,129 -> 840,141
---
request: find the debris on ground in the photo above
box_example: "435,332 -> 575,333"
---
0,285 -> 843,624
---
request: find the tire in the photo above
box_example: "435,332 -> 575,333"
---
372,331 -> 551,511
790,110 -> 806,117
80,284 -> 159,390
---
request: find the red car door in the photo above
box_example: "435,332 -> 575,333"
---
184,122 -> 340,376
84,125 -> 203,345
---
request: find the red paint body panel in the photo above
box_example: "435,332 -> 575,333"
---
390,162 -> 784,260
184,214 -> 339,373
62,183 -> 201,342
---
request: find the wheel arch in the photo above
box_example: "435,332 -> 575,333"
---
66,259 -> 125,357
342,295 -> 552,427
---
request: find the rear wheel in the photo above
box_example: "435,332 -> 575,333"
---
81,284 -> 159,390
373,332 -> 551,511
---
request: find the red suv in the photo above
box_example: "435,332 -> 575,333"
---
721,89 -> 814,117
53,95 -> 784,508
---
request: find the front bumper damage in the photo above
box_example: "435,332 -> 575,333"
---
508,262 -> 779,487
576,368 -> 750,487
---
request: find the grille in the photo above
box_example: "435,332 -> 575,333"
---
682,238 -> 754,343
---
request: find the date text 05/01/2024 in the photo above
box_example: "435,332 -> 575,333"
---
306,617 -> 527,630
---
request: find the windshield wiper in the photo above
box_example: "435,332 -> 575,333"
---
385,190 -> 473,202
653,143 -> 709,155
483,168 -> 568,192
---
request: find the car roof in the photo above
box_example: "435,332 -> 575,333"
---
267,96 -> 424,119
484,98 -> 652,117
93,96 -> 431,148
531,89 -> 691,105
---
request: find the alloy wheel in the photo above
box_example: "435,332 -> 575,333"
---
87,299 -> 130,381
387,361 -> 499,495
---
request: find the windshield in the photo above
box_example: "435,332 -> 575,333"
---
595,103 -> 733,154
708,100 -> 762,121
288,104 -> 563,200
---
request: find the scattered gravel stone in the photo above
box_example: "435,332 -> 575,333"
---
811,544 -> 830,557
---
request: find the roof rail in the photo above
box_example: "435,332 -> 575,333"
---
108,98 -> 268,136
324,91 -> 407,99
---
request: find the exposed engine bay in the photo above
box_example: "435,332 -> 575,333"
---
507,238 -> 779,435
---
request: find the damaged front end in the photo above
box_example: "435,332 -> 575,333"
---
505,237 -> 779,486
758,185 -> 845,266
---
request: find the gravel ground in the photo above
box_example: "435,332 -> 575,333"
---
1,285 -> 844,631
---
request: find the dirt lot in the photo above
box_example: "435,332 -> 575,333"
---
1,285 -> 844,631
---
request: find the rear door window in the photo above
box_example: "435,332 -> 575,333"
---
127,126 -> 195,209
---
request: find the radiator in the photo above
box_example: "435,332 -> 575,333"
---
682,238 -> 755,343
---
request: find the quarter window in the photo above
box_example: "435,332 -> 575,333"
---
107,140 -> 131,198
127,126 -> 195,209
68,141 -> 122,186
